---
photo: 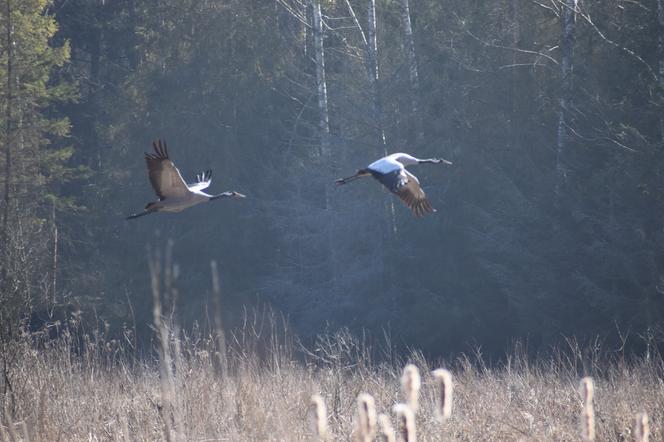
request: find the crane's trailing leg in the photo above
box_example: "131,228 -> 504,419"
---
126,208 -> 156,220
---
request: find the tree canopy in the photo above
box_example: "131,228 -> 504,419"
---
1,0 -> 663,357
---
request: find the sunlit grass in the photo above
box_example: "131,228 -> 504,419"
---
1,320 -> 662,441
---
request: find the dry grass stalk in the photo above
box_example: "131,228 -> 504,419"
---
19,421 -> 30,442
355,393 -> 377,442
579,377 -> 595,441
401,364 -> 421,412
310,394 -> 329,441
0,424 -> 9,442
210,260 -> 228,378
432,368 -> 453,421
393,404 -> 416,442
378,413 -> 396,442
634,412 -> 649,442
2,403 -> 17,442
149,247 -> 182,442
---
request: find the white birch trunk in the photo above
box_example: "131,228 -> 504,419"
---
344,0 -> 386,149
2,0 -> 13,288
312,0 -> 330,155
658,0 -> 664,144
367,0 -> 387,148
399,0 -> 422,141
556,0 -> 576,194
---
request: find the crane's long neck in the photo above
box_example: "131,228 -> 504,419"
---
336,169 -> 371,185
418,158 -> 453,165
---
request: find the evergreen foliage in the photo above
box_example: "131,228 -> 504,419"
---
3,0 -> 663,356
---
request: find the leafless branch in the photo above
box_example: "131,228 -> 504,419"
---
276,0 -> 311,29
557,0 -> 658,81
529,0 -> 560,17
343,0 -> 368,48
464,28 -> 559,66
499,62 -> 554,71
565,122 -> 638,153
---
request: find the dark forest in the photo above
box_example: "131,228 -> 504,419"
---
2,0 -> 664,360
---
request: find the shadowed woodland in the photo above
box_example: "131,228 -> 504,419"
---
1,0 -> 664,364
2,1 -> 664,440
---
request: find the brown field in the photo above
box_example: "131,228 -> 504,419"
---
1,320 -> 663,441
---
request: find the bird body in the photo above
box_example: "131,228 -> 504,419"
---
336,152 -> 452,217
127,140 -> 244,220
366,153 -> 419,174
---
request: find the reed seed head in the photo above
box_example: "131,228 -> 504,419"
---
634,412 -> 649,442
401,364 -> 421,412
356,393 -> 377,442
432,368 -> 453,420
579,377 -> 595,441
579,377 -> 594,405
310,394 -> 328,441
393,403 -> 417,442
378,413 -> 396,442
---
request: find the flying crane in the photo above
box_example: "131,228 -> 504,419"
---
126,139 -> 245,220
335,153 -> 452,217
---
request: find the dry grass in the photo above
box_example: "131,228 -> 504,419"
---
1,322 -> 663,442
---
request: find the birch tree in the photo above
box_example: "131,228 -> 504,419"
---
398,0 -> 422,142
1,0 -> 13,273
658,0 -> 664,144
344,0 -> 386,148
556,0 -> 576,195
312,0 -> 330,154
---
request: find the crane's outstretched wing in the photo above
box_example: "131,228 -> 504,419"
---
188,169 -> 212,192
145,140 -> 190,199
373,169 -> 436,217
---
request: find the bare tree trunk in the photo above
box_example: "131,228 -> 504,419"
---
343,0 -> 386,150
51,200 -> 58,307
556,0 -> 576,195
399,0 -> 423,142
658,0 -> 664,144
90,23 -> 102,169
303,0 -> 309,57
311,0 -> 330,155
366,0 -> 387,149
2,0 -> 13,286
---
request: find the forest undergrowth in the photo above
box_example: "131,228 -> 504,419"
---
0,308 -> 662,442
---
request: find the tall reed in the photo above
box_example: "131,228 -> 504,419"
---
401,364 -> 421,412
378,413 -> 396,442
393,404 -> 416,442
355,393 -> 377,442
310,394 -> 329,441
635,412 -> 649,442
432,368 -> 453,421
579,377 -> 595,441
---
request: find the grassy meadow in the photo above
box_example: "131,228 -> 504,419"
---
1,315 -> 662,442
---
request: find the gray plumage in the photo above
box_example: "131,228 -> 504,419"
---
335,153 -> 452,217
126,139 -> 245,220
